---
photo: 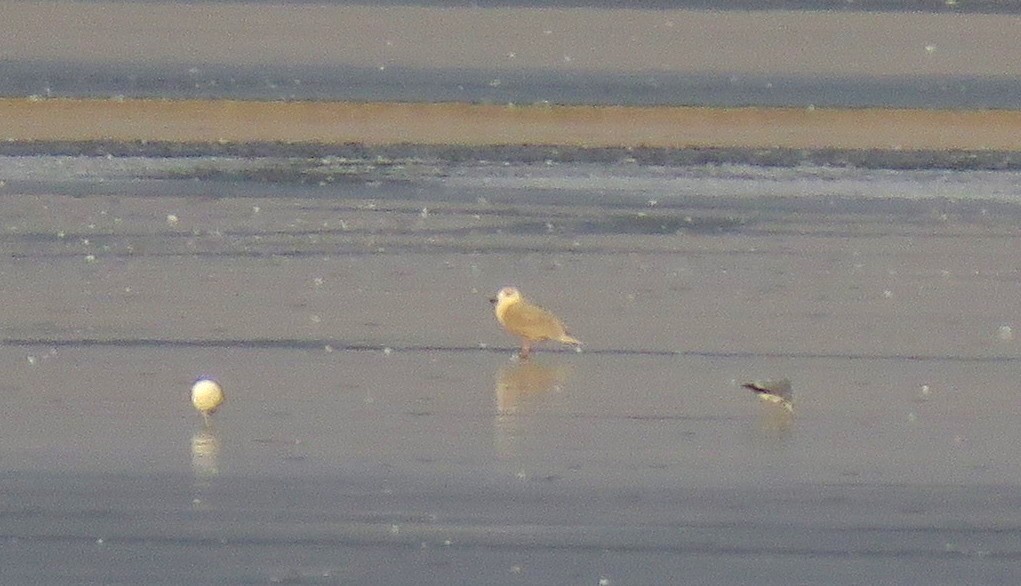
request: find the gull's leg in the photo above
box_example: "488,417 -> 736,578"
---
519,340 -> 532,360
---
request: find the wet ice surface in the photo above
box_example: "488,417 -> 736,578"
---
2,153 -> 1021,584
4,349 -> 1021,584
443,161 -> 1021,204
5,148 -> 1021,206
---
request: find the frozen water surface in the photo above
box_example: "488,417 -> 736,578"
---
2,0 -> 1021,580
1,149 -> 1021,583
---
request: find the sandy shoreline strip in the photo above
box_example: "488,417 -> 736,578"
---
3,98 -> 1021,151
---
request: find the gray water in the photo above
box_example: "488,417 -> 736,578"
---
7,62 -> 1021,109
5,1 -> 1021,108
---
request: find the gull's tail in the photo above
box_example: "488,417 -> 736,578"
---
558,333 -> 582,346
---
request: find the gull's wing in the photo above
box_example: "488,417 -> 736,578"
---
501,301 -> 568,341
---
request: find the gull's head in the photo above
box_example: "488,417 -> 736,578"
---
491,286 -> 522,305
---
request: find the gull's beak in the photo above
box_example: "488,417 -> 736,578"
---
489,297 -> 498,304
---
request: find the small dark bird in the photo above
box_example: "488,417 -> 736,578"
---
742,379 -> 793,413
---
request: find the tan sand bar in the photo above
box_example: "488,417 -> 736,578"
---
4,99 -> 1021,151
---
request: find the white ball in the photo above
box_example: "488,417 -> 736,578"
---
191,378 -> 225,416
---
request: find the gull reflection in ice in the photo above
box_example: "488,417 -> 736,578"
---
494,360 -> 571,459
496,360 -> 570,415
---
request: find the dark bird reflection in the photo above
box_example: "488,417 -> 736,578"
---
758,403 -> 794,438
494,360 -> 571,459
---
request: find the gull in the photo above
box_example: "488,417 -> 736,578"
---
742,379 -> 793,413
490,286 -> 581,359
191,377 -> 225,426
